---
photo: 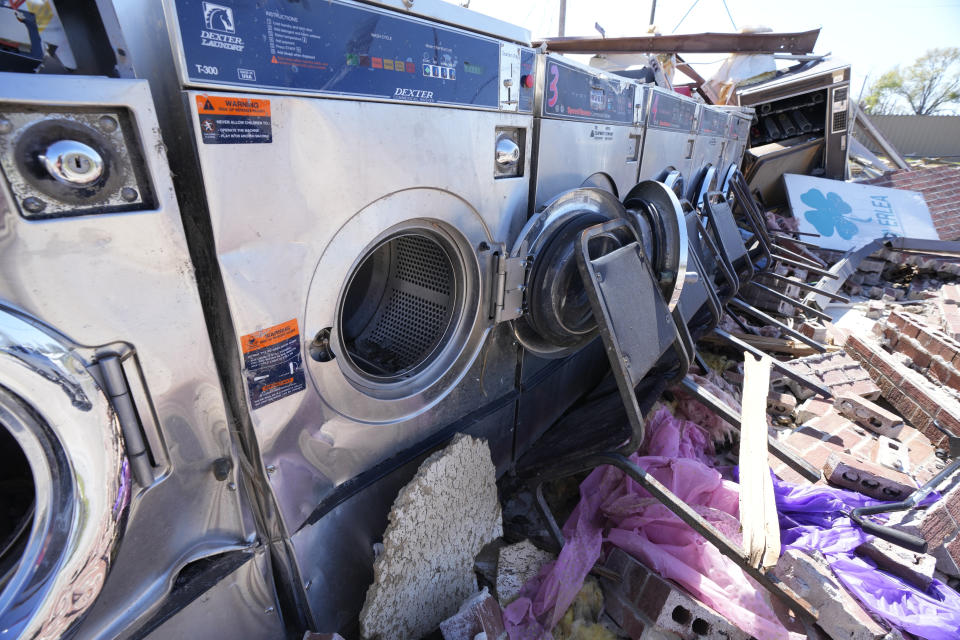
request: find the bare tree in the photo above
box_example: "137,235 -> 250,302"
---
862,47 -> 960,115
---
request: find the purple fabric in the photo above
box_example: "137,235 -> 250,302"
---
771,475 -> 960,640
503,408 -> 792,640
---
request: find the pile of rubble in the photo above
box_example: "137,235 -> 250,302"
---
327,239 -> 960,640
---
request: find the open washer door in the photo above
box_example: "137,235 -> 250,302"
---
503,186 -> 689,437
497,186 -> 689,424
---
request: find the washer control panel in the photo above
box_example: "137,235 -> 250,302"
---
173,0 -> 534,112
647,88 -> 698,132
540,56 -> 636,124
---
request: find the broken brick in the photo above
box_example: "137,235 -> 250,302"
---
767,392 -> 797,416
823,451 -> 916,501
773,549 -> 895,640
834,393 -> 904,439
855,539 -> 936,590
600,548 -> 752,640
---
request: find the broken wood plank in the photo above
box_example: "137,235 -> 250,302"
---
739,353 -> 781,570
702,331 -> 838,356
535,29 -> 820,55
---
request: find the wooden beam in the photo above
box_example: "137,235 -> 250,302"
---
739,353 -> 781,570
534,29 -> 820,55
851,103 -> 911,171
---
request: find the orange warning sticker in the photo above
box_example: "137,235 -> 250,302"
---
196,94 -> 271,117
241,319 -> 305,409
241,318 -> 299,353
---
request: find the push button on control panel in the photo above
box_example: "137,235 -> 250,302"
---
521,74 -> 534,89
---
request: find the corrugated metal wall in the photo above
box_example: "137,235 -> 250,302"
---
858,115 -> 960,158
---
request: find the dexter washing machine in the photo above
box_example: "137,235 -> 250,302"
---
0,74 -> 283,640
146,0 -> 543,630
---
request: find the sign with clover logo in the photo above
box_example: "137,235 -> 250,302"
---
784,174 -> 938,251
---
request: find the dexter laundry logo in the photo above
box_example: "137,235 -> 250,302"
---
801,188 -> 872,240
394,88 -> 434,102
203,2 -> 235,33
200,2 -> 244,51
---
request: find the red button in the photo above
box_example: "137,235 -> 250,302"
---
521,74 -> 535,89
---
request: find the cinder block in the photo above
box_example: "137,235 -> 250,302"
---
773,549 -> 894,640
855,539 -> 936,590
600,548 -> 751,640
767,392 -> 797,416
823,451 -> 916,501
835,393 -> 905,439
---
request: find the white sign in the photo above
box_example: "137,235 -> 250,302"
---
783,173 -> 939,251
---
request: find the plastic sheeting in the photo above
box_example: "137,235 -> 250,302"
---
502,407 -> 792,640
773,478 -> 960,640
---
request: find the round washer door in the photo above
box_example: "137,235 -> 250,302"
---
304,188 -> 493,424
0,309 -> 127,640
622,180 -> 689,313
510,188 -> 627,358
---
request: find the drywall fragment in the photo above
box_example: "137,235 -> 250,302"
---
360,435 -> 503,640
496,540 -> 555,604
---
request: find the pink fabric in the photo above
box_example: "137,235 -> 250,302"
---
503,407 -> 791,640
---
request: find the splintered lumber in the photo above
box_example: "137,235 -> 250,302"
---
739,353 -> 781,570
702,331 -> 835,356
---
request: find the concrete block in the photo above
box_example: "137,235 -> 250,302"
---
495,540 -> 555,604
835,393 -> 905,439
855,538 -> 936,590
600,548 -> 751,640
823,451 -> 916,501
773,549 -> 892,640
767,392 -> 797,416
439,588 -> 505,640
360,435 -> 503,640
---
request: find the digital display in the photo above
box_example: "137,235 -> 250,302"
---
463,62 -> 484,75
699,108 -> 728,135
590,88 -> 605,111
648,90 -> 697,131
541,58 -> 635,124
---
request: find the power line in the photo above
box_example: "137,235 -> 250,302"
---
721,0 -> 737,30
672,0 -> 702,33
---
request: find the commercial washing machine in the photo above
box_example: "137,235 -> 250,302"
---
687,104 -> 730,208
117,0 -> 542,630
513,52 -> 647,454
637,85 -> 700,198
0,74 -> 283,639
529,53 -> 645,206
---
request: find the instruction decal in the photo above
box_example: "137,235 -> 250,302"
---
196,94 -> 272,144
241,318 -> 305,409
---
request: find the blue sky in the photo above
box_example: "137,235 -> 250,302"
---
463,0 -> 960,110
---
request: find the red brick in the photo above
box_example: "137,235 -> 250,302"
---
823,451 -> 916,501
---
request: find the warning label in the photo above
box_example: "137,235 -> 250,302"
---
196,95 -> 272,144
241,319 -> 306,409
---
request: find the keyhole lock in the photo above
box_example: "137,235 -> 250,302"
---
40,139 -> 104,186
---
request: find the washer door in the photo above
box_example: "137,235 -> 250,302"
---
0,308 -> 127,640
511,188 -> 627,358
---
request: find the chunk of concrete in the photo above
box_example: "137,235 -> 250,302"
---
600,548 -> 753,640
856,538 -> 936,590
823,451 -> 915,501
360,435 -> 503,640
773,549 -> 893,640
835,393 -> 904,439
439,588 -> 506,640
496,540 -> 555,604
